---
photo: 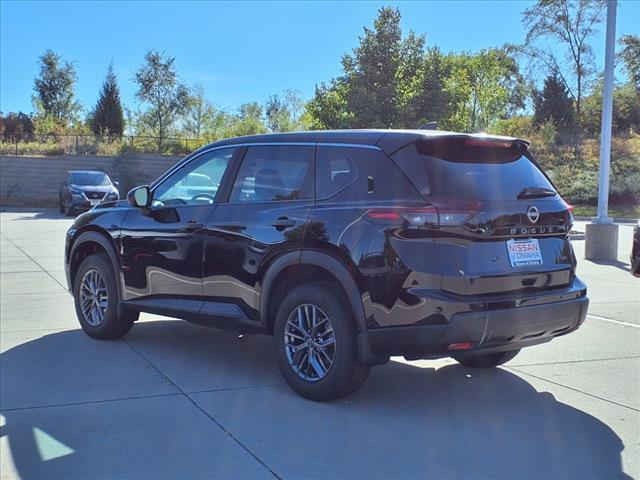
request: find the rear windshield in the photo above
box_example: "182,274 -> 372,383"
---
70,172 -> 110,186
391,139 -> 555,201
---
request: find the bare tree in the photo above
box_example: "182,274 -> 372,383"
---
522,0 -> 605,122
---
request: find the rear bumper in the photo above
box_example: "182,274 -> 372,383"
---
358,280 -> 588,363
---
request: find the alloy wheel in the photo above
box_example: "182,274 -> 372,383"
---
284,303 -> 336,382
79,269 -> 108,326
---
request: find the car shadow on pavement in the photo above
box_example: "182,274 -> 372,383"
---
589,259 -> 631,273
10,210 -> 73,221
0,321 -> 631,480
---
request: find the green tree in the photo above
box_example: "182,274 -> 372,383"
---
445,48 -> 525,131
306,79 -> 352,129
582,80 -> 640,135
183,84 -> 216,139
618,34 -> 640,90
522,0 -> 605,122
405,47 -> 452,128
225,102 -> 266,137
134,50 -> 189,148
533,74 -> 575,129
33,50 -> 81,124
306,7 -> 524,132
342,6 -> 404,127
90,63 -> 125,135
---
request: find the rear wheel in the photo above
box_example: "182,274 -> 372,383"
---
274,283 -> 370,401
73,253 -> 138,339
454,349 -> 520,368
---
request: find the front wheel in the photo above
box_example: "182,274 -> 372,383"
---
274,283 -> 370,401
73,253 -> 138,339
453,349 -> 520,368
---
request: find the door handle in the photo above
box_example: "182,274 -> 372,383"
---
180,219 -> 203,232
272,217 -> 296,230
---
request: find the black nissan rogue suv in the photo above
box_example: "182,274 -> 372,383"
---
65,130 -> 589,401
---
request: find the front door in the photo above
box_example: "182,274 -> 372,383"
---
119,147 -> 238,313
202,144 -> 316,322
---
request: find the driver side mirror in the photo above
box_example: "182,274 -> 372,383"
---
127,185 -> 152,209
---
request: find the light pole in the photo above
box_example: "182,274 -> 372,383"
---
585,0 -> 619,260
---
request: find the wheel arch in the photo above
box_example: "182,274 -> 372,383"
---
69,229 -> 123,301
260,250 -> 367,335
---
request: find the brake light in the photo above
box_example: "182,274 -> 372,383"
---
365,198 -> 480,227
464,138 -> 512,148
447,342 -> 473,351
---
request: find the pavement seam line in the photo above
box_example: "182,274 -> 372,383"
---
186,383 -> 285,395
0,392 -> 184,413
2,236 -> 67,291
122,338 -> 282,480
587,314 -> 640,329
509,355 -> 640,368
507,366 -> 640,413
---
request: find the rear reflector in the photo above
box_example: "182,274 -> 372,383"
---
447,342 -> 473,351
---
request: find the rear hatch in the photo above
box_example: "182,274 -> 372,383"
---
390,136 -> 575,296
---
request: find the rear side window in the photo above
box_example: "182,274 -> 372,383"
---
230,145 -> 314,202
318,147 -> 421,203
391,138 -> 556,201
316,146 -> 358,199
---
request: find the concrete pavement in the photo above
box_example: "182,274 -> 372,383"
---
1,211 -> 638,479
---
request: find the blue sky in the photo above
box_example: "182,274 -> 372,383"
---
1,0 -> 639,115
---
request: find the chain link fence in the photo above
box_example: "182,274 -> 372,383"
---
0,133 -> 210,156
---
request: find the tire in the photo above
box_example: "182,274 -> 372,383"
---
63,200 -> 73,216
274,282 -> 370,401
59,196 -> 64,213
73,253 -> 138,339
454,349 -> 520,368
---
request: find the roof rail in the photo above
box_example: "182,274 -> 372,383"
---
419,121 -> 437,130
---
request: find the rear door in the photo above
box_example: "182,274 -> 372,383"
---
391,137 -> 574,296
202,144 -> 315,322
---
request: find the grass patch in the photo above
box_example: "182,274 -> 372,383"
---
572,204 -> 640,219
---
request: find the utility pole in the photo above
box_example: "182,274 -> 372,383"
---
586,0 -> 619,260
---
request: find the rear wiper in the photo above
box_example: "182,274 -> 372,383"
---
517,187 -> 557,199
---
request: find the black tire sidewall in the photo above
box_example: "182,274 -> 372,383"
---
73,253 -> 131,339
274,283 -> 368,401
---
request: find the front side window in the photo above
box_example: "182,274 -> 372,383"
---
153,148 -> 235,206
230,145 -> 314,202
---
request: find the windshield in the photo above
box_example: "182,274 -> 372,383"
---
70,172 -> 111,186
392,140 -> 556,201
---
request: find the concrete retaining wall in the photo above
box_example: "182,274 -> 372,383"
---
0,154 -> 182,207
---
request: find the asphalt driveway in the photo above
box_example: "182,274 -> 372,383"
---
1,210 -> 638,479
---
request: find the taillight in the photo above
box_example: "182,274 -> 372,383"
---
365,198 -> 480,227
561,198 -> 574,213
